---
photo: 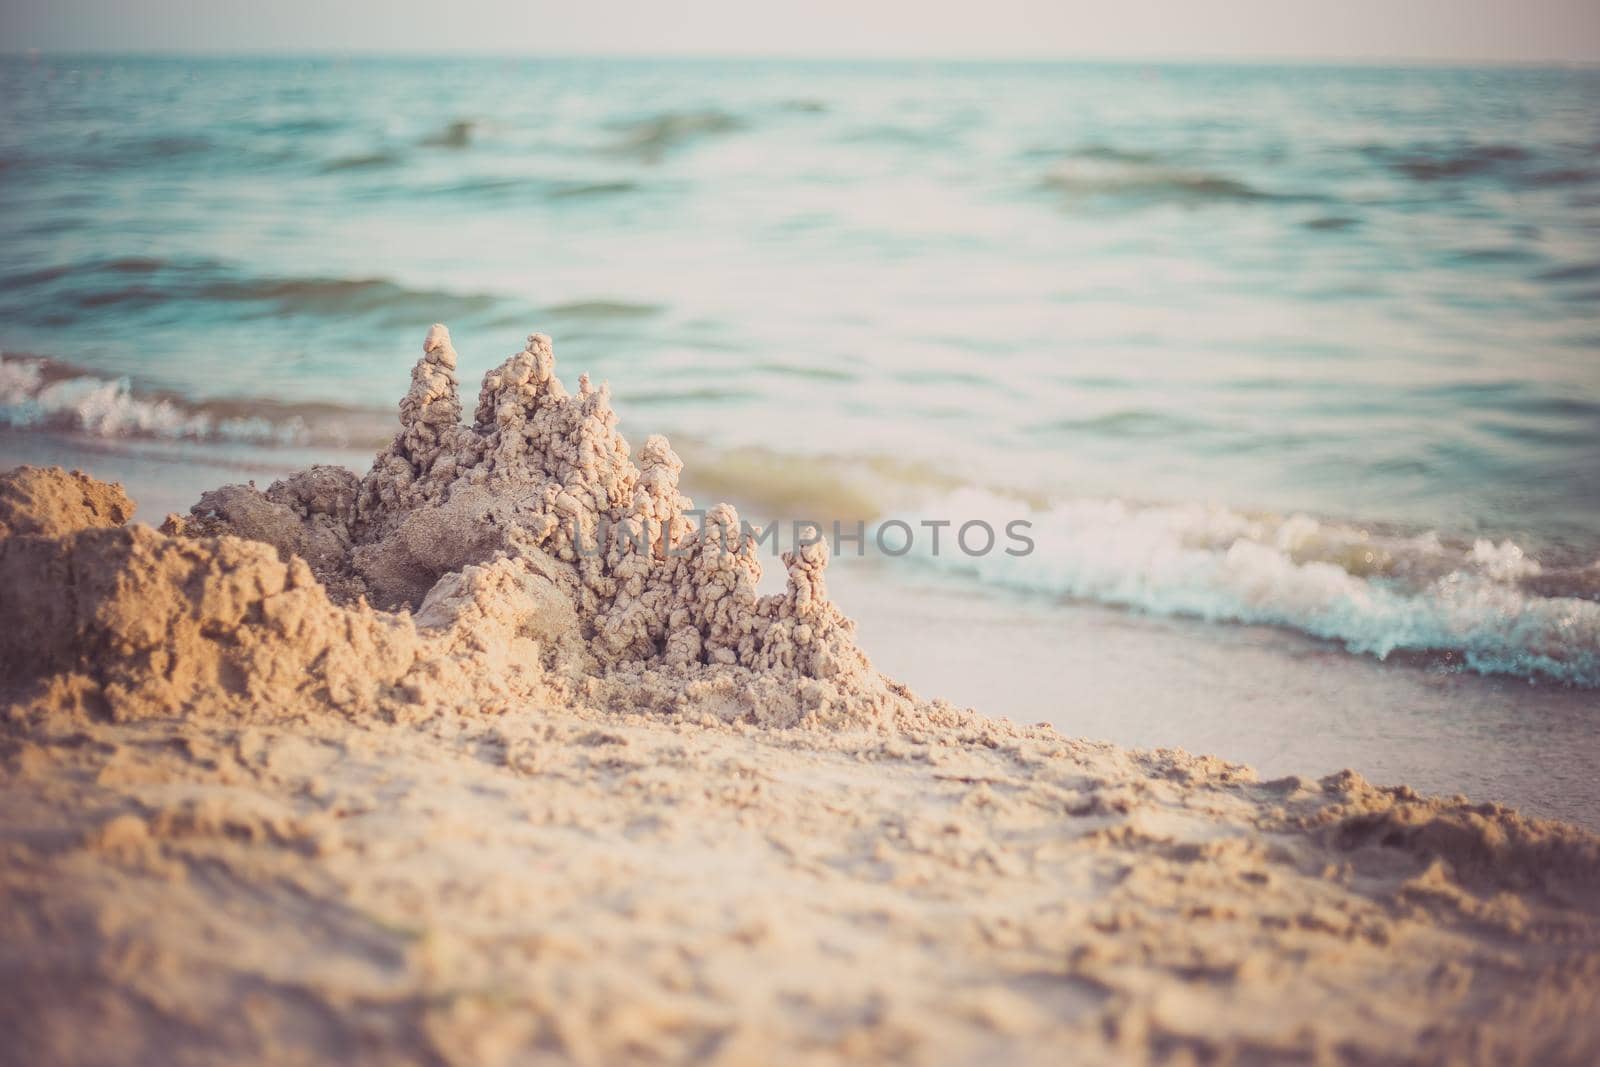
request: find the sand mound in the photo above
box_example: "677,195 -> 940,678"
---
3,327 -> 1599,1067
0,464 -> 131,539
1301,770 -> 1600,896
0,521 -> 423,720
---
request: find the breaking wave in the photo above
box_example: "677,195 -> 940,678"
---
0,354 -> 390,447
894,489 -> 1600,687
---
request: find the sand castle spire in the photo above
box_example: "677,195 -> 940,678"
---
398,323 -> 464,462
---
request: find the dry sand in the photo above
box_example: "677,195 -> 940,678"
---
2,327 -> 1598,1066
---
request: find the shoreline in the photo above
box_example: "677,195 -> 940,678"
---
5,428 -> 1597,828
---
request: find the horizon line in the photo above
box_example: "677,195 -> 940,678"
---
3,48 -> 1599,69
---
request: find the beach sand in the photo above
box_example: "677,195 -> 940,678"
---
3,327 -> 1598,1066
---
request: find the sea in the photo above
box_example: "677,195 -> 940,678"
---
2,56 -> 1597,819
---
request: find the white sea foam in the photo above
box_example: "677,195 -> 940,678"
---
893,488 -> 1600,687
0,354 -> 308,445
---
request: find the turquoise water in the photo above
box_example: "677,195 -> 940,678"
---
3,56 -> 1598,682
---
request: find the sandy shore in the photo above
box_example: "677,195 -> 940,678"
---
12,431 -> 1599,830
3,327 -> 1599,1066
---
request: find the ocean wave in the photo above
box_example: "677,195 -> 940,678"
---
199,275 -> 500,320
406,175 -> 641,203
1372,142 -> 1531,182
1362,141 -> 1598,192
1523,166 -> 1598,187
544,299 -> 661,320
0,353 -> 391,448
249,115 -> 344,137
1035,409 -> 1212,439
840,124 -> 946,148
547,179 -> 640,199
1052,144 -> 1165,166
1536,261 -> 1600,284
892,489 -> 1600,687
320,150 -> 402,173
26,130 -> 298,174
605,109 -> 743,162
420,119 -> 476,149
1,256 -> 507,326
673,443 -> 963,524
1304,215 -> 1359,231
101,132 -> 217,164
1,258 -> 160,289
1039,158 -> 1281,207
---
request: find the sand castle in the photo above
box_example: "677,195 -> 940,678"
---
3,327 -> 1599,1066
2,326 -> 902,732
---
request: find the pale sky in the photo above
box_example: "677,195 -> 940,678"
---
2,0 -> 1598,63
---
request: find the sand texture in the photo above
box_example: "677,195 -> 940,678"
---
2,327 -> 1598,1067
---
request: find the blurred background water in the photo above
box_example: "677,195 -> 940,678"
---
3,55 -> 1599,692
